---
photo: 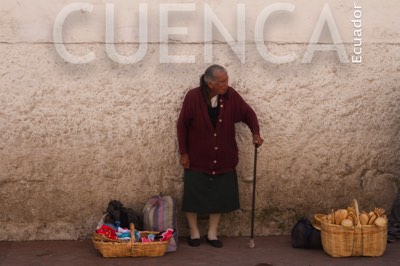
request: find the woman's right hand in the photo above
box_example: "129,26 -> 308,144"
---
180,153 -> 190,168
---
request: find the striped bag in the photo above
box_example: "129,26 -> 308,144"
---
143,195 -> 177,252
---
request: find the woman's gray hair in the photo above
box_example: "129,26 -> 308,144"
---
203,64 -> 227,84
199,64 -> 227,106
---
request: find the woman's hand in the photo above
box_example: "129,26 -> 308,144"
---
180,153 -> 190,168
253,134 -> 264,147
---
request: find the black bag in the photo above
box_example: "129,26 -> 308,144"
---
291,217 -> 322,249
389,193 -> 400,225
104,200 -> 143,230
388,192 -> 400,242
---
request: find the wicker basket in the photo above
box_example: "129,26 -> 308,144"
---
321,199 -> 387,257
93,224 -> 170,257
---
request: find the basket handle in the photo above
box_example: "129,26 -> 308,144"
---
353,199 -> 361,227
129,223 -> 135,247
130,223 -> 136,237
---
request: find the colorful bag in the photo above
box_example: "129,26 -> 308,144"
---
143,195 -> 178,252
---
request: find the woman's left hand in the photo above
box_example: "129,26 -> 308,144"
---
253,134 -> 264,146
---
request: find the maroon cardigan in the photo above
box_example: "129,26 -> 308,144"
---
177,86 -> 260,175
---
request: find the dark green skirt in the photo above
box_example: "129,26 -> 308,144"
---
182,169 -> 240,214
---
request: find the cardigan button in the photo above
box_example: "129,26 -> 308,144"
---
219,119 -> 222,123
214,133 -> 217,137
214,160 -> 217,164
220,104 -> 223,108
212,171 -> 216,175
215,146 -> 218,150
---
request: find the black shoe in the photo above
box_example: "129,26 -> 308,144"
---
187,236 -> 201,247
205,235 -> 223,248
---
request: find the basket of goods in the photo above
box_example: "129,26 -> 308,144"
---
320,199 -> 387,257
93,223 -> 174,257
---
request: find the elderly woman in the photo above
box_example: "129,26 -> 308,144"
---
177,64 -> 263,248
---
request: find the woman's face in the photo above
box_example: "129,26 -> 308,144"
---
208,71 -> 229,96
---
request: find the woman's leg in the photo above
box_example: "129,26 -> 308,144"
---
208,213 -> 221,240
186,212 -> 200,239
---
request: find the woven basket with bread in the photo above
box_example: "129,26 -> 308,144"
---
320,199 -> 387,257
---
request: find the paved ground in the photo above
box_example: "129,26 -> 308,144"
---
1,236 -> 399,266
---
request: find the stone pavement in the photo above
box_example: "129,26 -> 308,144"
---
1,236 -> 399,266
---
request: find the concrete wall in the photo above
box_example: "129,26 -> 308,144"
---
0,0 -> 399,240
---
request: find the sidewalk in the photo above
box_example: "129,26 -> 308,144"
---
1,236 -> 399,266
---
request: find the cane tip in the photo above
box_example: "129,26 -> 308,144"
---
249,239 -> 255,248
